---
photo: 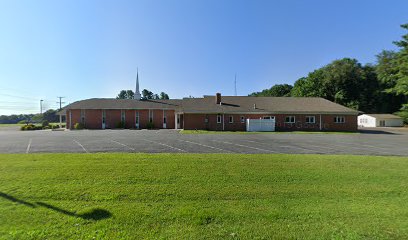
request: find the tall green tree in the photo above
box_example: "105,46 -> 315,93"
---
116,90 -> 135,99
160,92 -> 170,99
391,23 -> 408,96
249,84 -> 293,97
142,89 -> 154,100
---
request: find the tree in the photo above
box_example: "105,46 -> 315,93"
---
291,58 -> 386,112
391,23 -> 408,96
249,84 -> 293,97
116,90 -> 135,99
42,109 -> 59,123
160,92 -> 170,99
142,89 -> 154,100
153,94 -> 160,100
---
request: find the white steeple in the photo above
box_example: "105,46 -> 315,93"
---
134,69 -> 141,100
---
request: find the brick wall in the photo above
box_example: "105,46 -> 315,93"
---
183,113 -> 358,132
85,110 -> 102,129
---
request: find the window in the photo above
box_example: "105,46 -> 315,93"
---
229,116 -> 233,123
135,111 -> 139,125
334,116 -> 345,123
204,116 -> 209,123
305,116 -> 315,124
102,110 -> 106,124
149,110 -> 153,123
217,114 -> 222,123
240,116 -> 245,123
285,116 -> 295,123
81,110 -> 85,124
121,110 -> 126,123
263,116 -> 275,120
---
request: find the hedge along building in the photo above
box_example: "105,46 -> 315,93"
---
63,93 -> 359,132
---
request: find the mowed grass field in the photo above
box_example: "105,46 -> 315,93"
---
1,154 -> 408,239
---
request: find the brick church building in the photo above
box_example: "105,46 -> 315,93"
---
62,76 -> 359,132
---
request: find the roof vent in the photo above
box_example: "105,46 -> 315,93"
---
215,93 -> 221,104
253,103 -> 256,109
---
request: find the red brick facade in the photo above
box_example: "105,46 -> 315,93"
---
66,109 -> 357,131
66,109 -> 176,130
183,113 -> 357,132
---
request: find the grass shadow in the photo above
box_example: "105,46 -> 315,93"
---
0,192 -> 36,208
359,129 -> 399,135
36,202 -> 112,221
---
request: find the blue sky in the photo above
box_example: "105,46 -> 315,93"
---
0,0 -> 407,115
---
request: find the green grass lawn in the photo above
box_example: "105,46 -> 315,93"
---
180,129 -> 358,134
1,153 -> 408,239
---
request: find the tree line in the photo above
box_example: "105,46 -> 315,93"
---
0,109 -> 60,124
116,89 -> 169,100
250,24 -> 408,123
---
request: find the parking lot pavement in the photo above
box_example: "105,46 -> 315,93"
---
0,128 -> 407,156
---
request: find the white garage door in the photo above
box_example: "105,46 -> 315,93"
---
246,119 -> 275,132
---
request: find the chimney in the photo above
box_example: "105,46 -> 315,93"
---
253,103 -> 256,109
215,93 -> 221,104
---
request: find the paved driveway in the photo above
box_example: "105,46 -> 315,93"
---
0,128 -> 407,156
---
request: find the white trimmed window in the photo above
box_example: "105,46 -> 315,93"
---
149,110 -> 153,123
135,111 -> 139,125
305,116 -> 315,124
121,110 -> 126,123
285,116 -> 295,123
263,116 -> 275,120
240,116 -> 245,123
81,109 -> 85,124
217,114 -> 222,123
229,116 -> 233,123
334,116 -> 345,123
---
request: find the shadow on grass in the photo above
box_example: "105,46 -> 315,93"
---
359,129 -> 399,135
36,202 -> 112,221
0,191 -> 111,221
0,192 -> 36,208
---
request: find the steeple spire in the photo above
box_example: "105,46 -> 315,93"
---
134,68 -> 141,100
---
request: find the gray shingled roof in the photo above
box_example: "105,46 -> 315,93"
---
362,114 -> 402,119
61,96 -> 359,115
181,96 -> 359,114
64,98 -> 182,110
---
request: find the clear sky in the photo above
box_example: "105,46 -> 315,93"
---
0,0 -> 407,115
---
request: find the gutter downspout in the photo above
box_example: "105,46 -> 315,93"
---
319,114 -> 322,131
223,114 -> 225,131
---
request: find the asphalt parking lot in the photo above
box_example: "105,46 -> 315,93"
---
0,127 -> 407,156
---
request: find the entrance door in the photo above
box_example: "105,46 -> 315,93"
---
102,110 -> 106,129
379,120 -> 386,127
176,114 -> 180,129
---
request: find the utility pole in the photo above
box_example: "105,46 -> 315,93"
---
40,99 -> 44,114
57,97 -> 66,111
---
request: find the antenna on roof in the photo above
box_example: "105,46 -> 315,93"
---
234,73 -> 237,96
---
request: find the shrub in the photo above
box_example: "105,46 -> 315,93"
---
52,125 -> 60,129
43,126 -> 50,130
74,123 -> 84,130
42,120 -> 49,127
146,122 -> 155,129
25,124 -> 36,131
